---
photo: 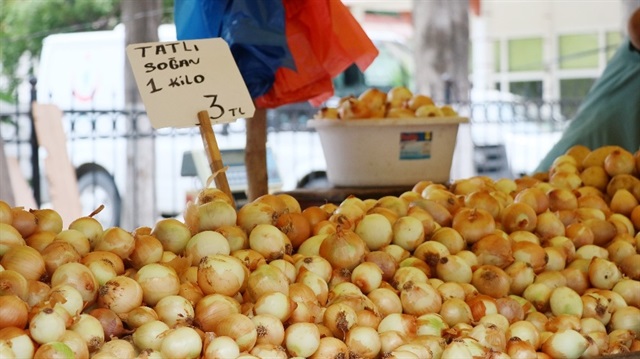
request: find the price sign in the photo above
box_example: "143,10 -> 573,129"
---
126,38 -> 255,129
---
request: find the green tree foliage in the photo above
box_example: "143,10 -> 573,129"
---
0,0 -> 172,103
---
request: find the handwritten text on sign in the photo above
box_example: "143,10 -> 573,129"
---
126,38 -> 255,129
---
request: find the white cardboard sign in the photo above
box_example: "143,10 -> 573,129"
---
126,38 -> 255,129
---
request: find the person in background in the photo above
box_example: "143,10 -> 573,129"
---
535,7 -> 640,173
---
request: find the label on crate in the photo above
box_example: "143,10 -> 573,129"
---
399,131 -> 433,160
126,38 -> 255,129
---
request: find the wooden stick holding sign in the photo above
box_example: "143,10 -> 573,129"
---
197,110 -> 235,207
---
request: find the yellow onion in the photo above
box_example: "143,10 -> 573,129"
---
214,313 -> 257,352
69,313 -> 105,353
471,265 -> 512,298
1,245 -> 46,282
355,213 -> 393,251
134,263 -> 181,306
452,208 -> 496,245
249,224 -> 292,261
0,295 -> 29,330
50,262 -> 99,306
0,327 -> 35,359
318,227 -> 367,271
159,326 -> 202,359
97,275 -> 144,315
184,230 -> 231,266
246,263 -> 289,302
154,294 -> 194,328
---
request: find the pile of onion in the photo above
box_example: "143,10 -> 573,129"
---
0,144 -> 639,359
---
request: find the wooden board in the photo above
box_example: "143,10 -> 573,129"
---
32,104 -> 82,226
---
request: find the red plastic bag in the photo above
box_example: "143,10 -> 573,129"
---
255,0 -> 379,108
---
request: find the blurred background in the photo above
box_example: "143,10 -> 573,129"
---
1,0 -> 638,230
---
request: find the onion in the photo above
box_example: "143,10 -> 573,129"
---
344,325 -> 381,359
472,233 -> 514,269
501,203 -> 538,233
452,208 -> 496,245
154,294 -> 194,328
471,265 -> 512,298
159,326 -> 203,359
31,208 -> 63,234
1,245 -> 46,282
588,257 -> 621,289
392,216 -> 425,251
439,298 -> 473,327
276,212 -> 311,250
128,234 -> 164,270
436,254 -> 473,284
400,281 -> 442,316
512,241 -> 548,274
619,254 -> 640,280
237,201 -> 278,233
215,225 -> 249,253
409,198 -> 453,227
246,262 -> 289,302
367,287 -> 402,318
197,254 -> 246,297
132,320 -> 170,351
318,227 -> 367,271
50,262 -> 99,306
203,335 -> 240,359
351,261 -> 383,294
378,330 -> 405,354
0,223 -> 24,256
609,306 -> 640,336
33,341 -> 75,359
581,292 -> 612,325
541,329 -> 589,358
134,263 -> 181,306
514,187 -> 549,214
549,286 -> 582,317
504,261 -> 535,296
0,327 -> 34,359
251,313 -> 285,346
0,295 -> 29,330
120,306 -> 158,329
184,230 -> 230,266
97,275 -> 144,315
88,308 -> 127,340
355,213 -> 393,251
364,251 -> 398,283
323,302 -> 358,339
377,313 -> 417,338
612,278 -> 640,307
29,307 -> 67,344
469,323 -> 507,352
284,322 -> 320,357
249,223 -> 292,261
0,269 -> 29,301
93,226 -> 135,260
69,313 -> 105,353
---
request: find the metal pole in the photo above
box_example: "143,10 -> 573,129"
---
29,77 -> 41,207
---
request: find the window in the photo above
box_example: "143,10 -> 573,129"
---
558,34 -> 599,69
509,81 -> 543,99
508,38 -> 543,71
606,31 -> 623,60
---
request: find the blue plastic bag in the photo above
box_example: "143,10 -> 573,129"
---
174,0 -> 294,99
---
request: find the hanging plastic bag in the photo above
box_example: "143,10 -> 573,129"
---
255,0 -> 379,108
174,0 -> 293,99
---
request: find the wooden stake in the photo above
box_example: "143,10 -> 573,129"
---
197,110 -> 235,208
